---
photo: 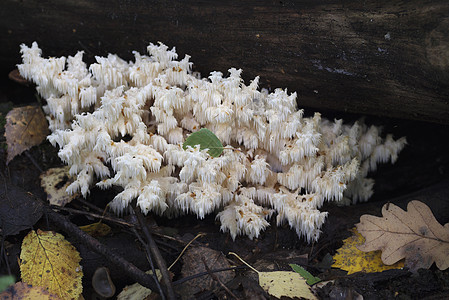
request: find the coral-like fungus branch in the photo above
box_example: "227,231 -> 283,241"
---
18,42 -> 406,242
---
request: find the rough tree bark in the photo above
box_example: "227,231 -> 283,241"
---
1,0 -> 448,123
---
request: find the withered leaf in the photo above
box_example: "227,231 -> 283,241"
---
0,179 -> 43,236
117,269 -> 167,300
8,69 -> 29,86
79,222 -> 111,237
179,246 -> 234,297
40,166 -> 78,207
356,200 -> 449,272
5,106 -> 48,164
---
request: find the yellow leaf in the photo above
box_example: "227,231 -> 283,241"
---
0,282 -> 62,299
5,106 -> 48,164
40,166 -> 78,207
332,229 -> 404,274
229,252 -> 316,299
259,271 -> 317,300
356,200 -> 449,272
20,230 -> 83,300
79,222 -> 111,237
117,270 -> 161,300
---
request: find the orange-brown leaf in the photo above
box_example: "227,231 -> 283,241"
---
356,200 -> 449,272
5,106 -> 48,164
8,69 -> 29,86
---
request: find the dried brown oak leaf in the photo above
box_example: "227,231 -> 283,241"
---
356,200 -> 449,272
5,106 -> 48,164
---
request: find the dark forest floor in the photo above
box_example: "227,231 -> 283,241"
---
1,78 -> 449,299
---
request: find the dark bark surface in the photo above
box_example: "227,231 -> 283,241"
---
1,0 -> 449,123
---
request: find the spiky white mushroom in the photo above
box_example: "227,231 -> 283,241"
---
18,42 -> 406,242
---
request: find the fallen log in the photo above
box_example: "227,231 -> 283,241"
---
1,1 -> 448,123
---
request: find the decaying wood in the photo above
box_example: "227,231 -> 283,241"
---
1,1 -> 448,123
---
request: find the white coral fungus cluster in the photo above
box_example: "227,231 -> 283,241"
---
18,42 -> 406,242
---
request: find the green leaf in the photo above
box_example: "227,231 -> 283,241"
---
289,264 -> 321,285
183,128 -> 223,157
0,275 -> 15,293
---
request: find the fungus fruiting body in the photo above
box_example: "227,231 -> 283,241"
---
18,42 -> 406,242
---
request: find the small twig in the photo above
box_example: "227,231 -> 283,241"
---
74,197 -> 111,216
309,241 -> 332,262
168,233 -> 205,270
308,241 -> 315,261
24,151 -> 43,173
132,227 -> 166,299
133,206 -> 176,300
151,231 -> 189,244
50,205 -> 134,227
43,205 -> 162,292
172,266 -> 245,286
153,238 -> 180,253
201,256 -> 240,300
228,252 -> 259,273
74,198 -> 187,245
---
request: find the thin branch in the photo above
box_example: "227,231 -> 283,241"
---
73,198 -> 188,246
24,151 -> 43,173
74,197 -> 111,215
168,233 -> 205,270
43,205 -> 162,293
132,227 -> 166,299
172,266 -> 245,286
50,205 -> 134,227
133,206 -> 176,300
201,256 -> 240,300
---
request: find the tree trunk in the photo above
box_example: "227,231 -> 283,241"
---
1,0 -> 448,123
